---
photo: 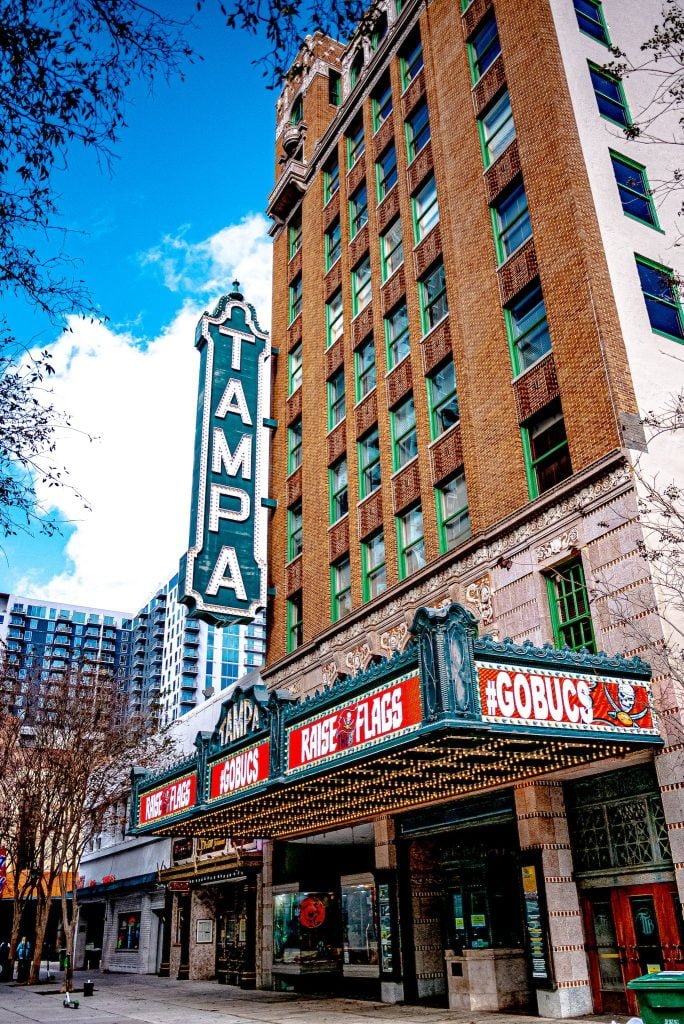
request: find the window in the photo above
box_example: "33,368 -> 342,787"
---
505,280 -> 552,374
427,359 -> 459,438
391,394 -> 417,470
385,301 -> 410,368
406,99 -> 430,162
350,183 -> 369,238
290,95 -> 303,125
289,214 -> 302,259
636,256 -> 684,342
329,458 -> 349,522
287,591 -> 303,652
331,557 -> 352,620
397,505 -> 426,578
362,531 -> 387,599
371,11 -> 388,50
355,336 -> 376,401
373,75 -> 393,132
523,400 -> 572,498
326,290 -> 344,347
381,219 -> 404,281
413,174 -> 439,242
589,63 -> 631,127
377,144 -> 398,202
325,219 -> 342,270
479,90 -> 516,167
289,275 -> 303,323
329,70 -> 342,106
610,152 -> 660,229
117,912 -> 141,951
288,419 -> 303,473
289,343 -> 302,394
324,155 -> 340,203
436,471 -> 470,552
546,557 -> 596,652
420,259 -> 448,333
359,427 -> 381,498
350,49 -> 364,89
574,0 -> 610,45
347,116 -> 365,168
352,256 -> 372,316
288,502 -> 303,560
492,181 -> 532,262
468,12 -> 501,83
400,31 -> 423,90
328,368 -> 346,429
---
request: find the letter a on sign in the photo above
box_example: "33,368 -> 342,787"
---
178,284 -> 270,625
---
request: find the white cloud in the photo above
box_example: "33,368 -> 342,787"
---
14,216 -> 273,612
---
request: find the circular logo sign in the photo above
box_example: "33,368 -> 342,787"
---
299,896 -> 326,929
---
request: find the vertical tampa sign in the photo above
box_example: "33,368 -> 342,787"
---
179,284 -> 270,624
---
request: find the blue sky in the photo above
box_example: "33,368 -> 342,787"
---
2,4 -> 279,612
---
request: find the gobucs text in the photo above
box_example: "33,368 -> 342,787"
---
486,669 -> 594,724
215,747 -> 263,797
299,687 -> 404,764
143,778 -> 194,821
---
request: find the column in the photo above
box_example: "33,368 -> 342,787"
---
515,781 -> 592,1019
374,817 -> 404,1004
157,889 -> 172,978
239,873 -> 258,989
259,840 -> 273,989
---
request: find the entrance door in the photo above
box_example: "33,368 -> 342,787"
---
582,883 -> 683,1015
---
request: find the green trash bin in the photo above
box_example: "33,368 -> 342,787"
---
627,971 -> 684,1024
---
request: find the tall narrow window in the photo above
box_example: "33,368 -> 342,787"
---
350,49 -> 364,89
362,531 -> 387,599
636,256 -> 684,342
287,419 -> 303,473
412,174 -> 439,242
589,63 -> 632,127
329,70 -> 342,106
406,99 -> 430,162
324,155 -> 340,203
326,290 -> 344,347
288,343 -> 302,394
468,12 -> 501,83
329,458 -> 349,522
288,502 -> 303,560
325,219 -> 342,270
380,219 -> 404,281
289,275 -> 303,323
290,95 -> 303,125
420,260 -> 448,333
371,11 -> 388,51
355,336 -> 376,401
400,31 -> 423,90
436,470 -> 470,552
289,213 -> 302,259
523,400 -> 572,498
359,427 -> 381,498
479,90 -> 515,167
287,591 -> 303,652
385,301 -> 410,368
397,505 -> 426,578
377,144 -> 398,202
610,153 -> 660,229
546,558 -> 596,652
492,181 -> 532,263
350,182 -> 369,238
391,394 -> 417,470
574,0 -> 610,45
373,75 -> 393,132
427,359 -> 459,438
505,280 -> 552,374
328,368 -> 346,429
347,116 -> 365,168
331,557 -> 352,620
352,255 -> 372,315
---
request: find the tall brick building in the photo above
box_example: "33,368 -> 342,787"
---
261,0 -> 684,1015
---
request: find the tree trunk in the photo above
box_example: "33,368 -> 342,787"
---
29,886 -> 51,985
9,896 -> 23,960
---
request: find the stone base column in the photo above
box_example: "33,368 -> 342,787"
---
374,818 -> 404,1004
259,840 -> 273,990
515,781 -> 592,1019
656,737 -> 684,918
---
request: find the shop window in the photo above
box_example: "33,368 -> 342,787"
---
341,876 -> 378,966
376,143 -> 397,202
504,279 -> 552,374
546,556 -> 596,652
385,300 -> 410,368
436,470 -> 470,553
419,259 -> 448,334
397,503 -> 426,578
331,556 -> 352,620
492,180 -> 532,263
358,426 -> 381,498
273,889 -> 339,968
372,74 -> 393,132
116,912 -> 141,951
479,90 -> 516,167
400,30 -> 423,91
391,394 -> 417,470
427,357 -> 459,438
380,218 -> 404,281
286,592 -> 303,652
522,399 -> 572,497
468,11 -> 501,83
405,98 -> 430,162
412,173 -> 439,242
326,289 -> 344,347
329,457 -> 349,523
361,530 -> 387,599
355,335 -> 376,401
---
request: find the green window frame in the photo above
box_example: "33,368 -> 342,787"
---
352,255 -> 372,316
289,215 -> 302,259
329,457 -> 349,523
376,144 -> 398,202
326,290 -> 344,347
350,182 -> 369,238
355,335 -> 376,401
522,399 -> 572,499
331,556 -> 352,621
635,255 -> 684,343
329,70 -> 342,106
380,218 -> 404,281
400,32 -> 424,91
436,470 -> 470,553
491,181 -> 532,264
396,504 -> 426,579
372,75 -> 393,132
546,557 -> 596,653
328,368 -> 346,430
467,12 -> 501,84
289,275 -> 303,324
574,0 -> 610,46
358,426 -> 381,498
324,155 -> 340,203
287,501 -> 303,561
288,343 -> 302,395
405,99 -> 430,163
385,301 -> 410,369
478,90 -> 515,168
347,116 -> 365,169
325,219 -> 342,270
361,531 -> 387,600
412,174 -> 439,242
350,50 -> 364,90
371,11 -> 388,51
287,419 -> 303,474
419,259 -> 448,334
290,95 -> 303,125
588,63 -> 632,128
427,358 -> 459,438
609,152 -> 660,229
504,279 -> 552,375
286,591 -> 303,652
391,394 -> 417,470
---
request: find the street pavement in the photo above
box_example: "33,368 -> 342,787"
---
0,969 -> 637,1024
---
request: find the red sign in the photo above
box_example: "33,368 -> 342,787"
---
477,664 -> 657,734
287,674 -> 422,774
168,881 -> 191,892
208,741 -> 270,802
139,772 -> 198,825
299,896 -> 326,928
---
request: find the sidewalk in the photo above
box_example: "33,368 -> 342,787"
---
0,969 -> 636,1024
